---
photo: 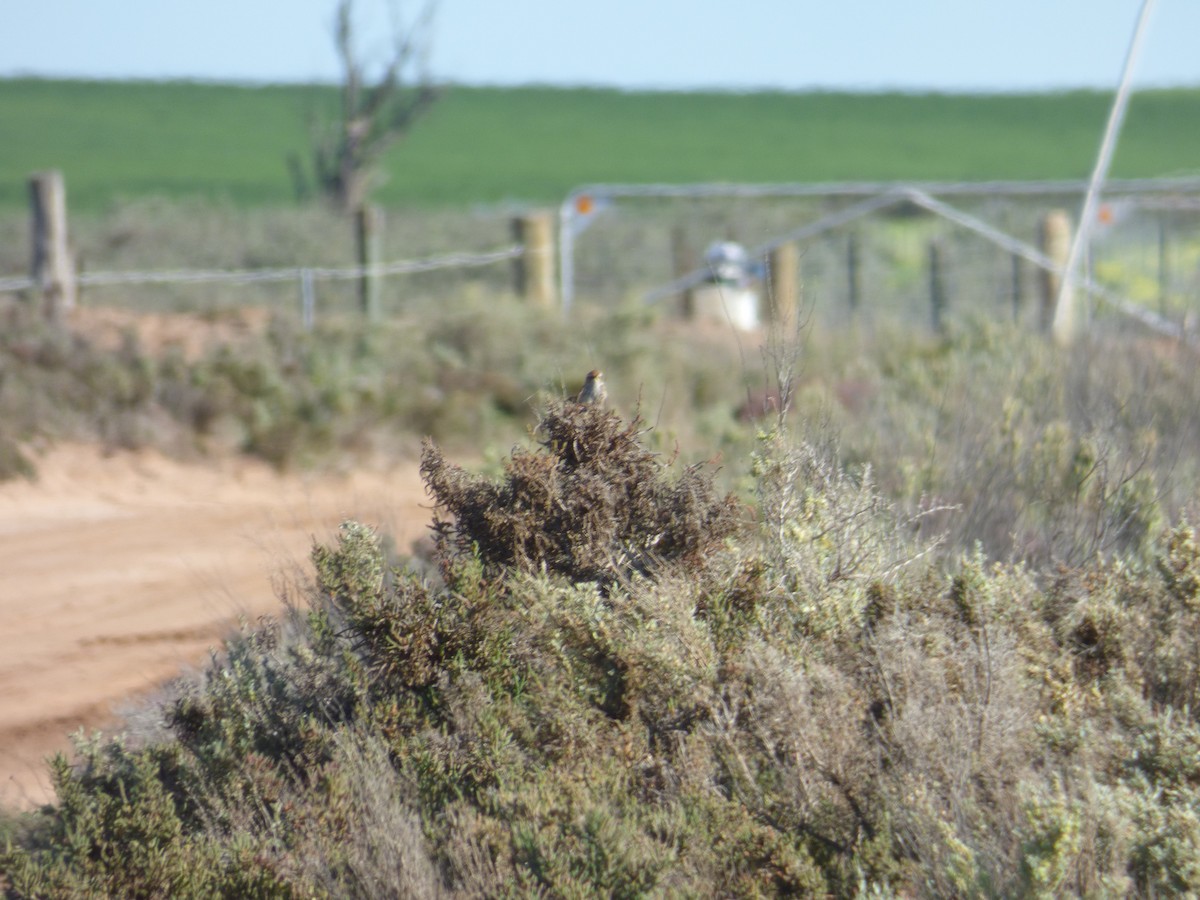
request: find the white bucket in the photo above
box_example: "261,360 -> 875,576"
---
690,284 -> 760,331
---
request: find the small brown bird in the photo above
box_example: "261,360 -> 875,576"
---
576,369 -> 607,406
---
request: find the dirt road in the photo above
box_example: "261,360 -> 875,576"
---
0,444 -> 432,809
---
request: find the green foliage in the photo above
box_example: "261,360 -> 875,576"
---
7,283 -> 1200,897
3,78 -> 1200,210
11,316 -> 1200,894
1157,521 -> 1200,609
0,287 -> 774,479
835,320 -> 1193,567
0,305 -> 173,469
2,739 -> 303,897
753,434 -> 938,639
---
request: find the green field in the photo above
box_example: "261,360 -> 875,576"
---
2,77 -> 1199,211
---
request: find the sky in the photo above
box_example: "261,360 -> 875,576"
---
3,1 -> 1197,94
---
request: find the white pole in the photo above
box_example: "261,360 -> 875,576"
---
1052,0 -> 1156,344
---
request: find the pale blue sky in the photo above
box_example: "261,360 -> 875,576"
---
4,1 -> 1196,93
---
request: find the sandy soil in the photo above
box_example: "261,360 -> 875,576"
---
0,443 -> 432,810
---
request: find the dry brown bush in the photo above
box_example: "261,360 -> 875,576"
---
420,399 -> 740,588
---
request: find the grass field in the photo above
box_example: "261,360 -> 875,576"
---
2,77 -> 1199,211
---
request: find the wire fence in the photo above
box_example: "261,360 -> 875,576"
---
0,197 -> 544,325
5,180 -> 1200,341
1,245 -> 521,293
561,179 -> 1200,339
2,242 -> 525,327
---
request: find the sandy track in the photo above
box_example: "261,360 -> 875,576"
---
0,444 -> 432,810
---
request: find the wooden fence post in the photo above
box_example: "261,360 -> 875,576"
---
28,170 -> 76,322
355,204 -> 383,321
512,212 -> 555,308
672,225 -> 696,319
929,238 -> 948,333
766,241 -> 799,326
1038,209 -> 1072,335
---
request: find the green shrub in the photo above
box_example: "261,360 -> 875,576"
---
11,355 -> 1200,896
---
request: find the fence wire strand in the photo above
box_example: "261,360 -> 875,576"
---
1,245 -> 523,294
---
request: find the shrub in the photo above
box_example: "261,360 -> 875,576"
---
420,399 -> 740,587
11,387 -> 1200,896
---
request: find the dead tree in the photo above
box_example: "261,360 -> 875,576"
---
310,0 -> 441,212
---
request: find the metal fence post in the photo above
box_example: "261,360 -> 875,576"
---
929,238 -> 948,333
300,268 -> 316,331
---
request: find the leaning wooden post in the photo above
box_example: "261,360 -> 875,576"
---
512,212 -> 555,308
929,238 -> 948,333
1038,209 -> 1072,335
355,204 -> 383,322
766,241 -> 799,326
28,170 -> 76,322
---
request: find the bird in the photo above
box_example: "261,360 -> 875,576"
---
576,369 -> 607,406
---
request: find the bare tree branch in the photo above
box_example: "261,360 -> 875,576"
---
306,0 -> 443,212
